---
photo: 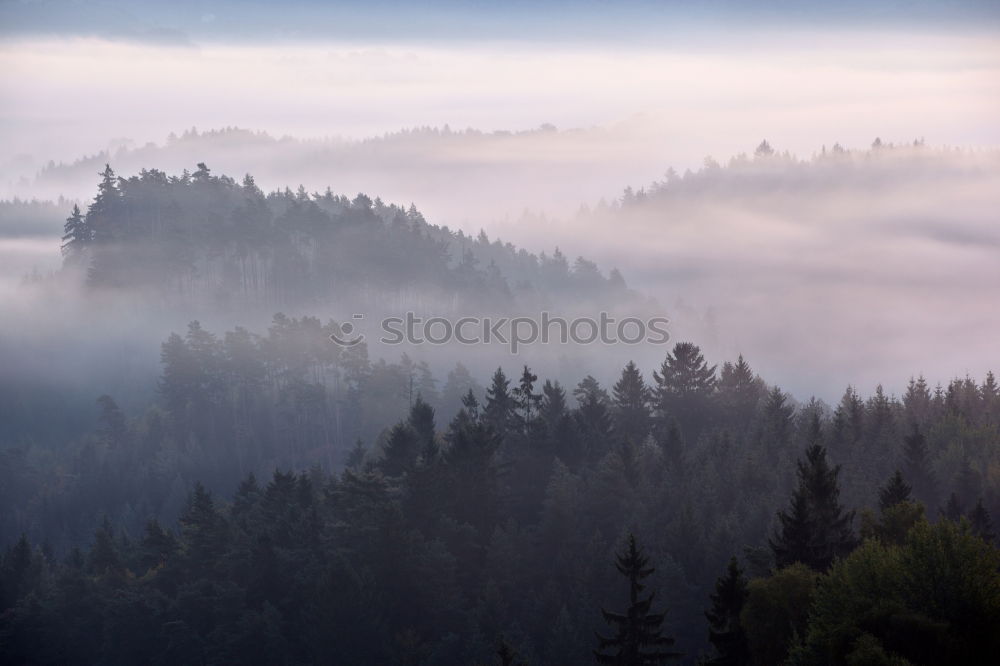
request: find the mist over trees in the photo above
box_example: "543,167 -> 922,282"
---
3,0 -> 999,659
55,163 -> 631,314
2,319 -> 999,662
1,143 -> 999,665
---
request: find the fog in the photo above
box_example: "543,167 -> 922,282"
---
2,142 -> 997,407
3,29 -> 999,224
5,4 -> 1000,664
496,145 -> 1000,399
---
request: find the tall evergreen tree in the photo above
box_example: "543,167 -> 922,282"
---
652,342 -> 716,442
512,365 -> 542,435
770,444 -> 856,570
757,386 -> 794,461
178,482 -> 226,578
716,355 -> 761,429
878,470 -> 912,511
942,492 -> 965,523
704,557 -> 750,666
87,516 -> 122,575
484,367 -> 515,441
574,375 -> 613,460
95,394 -> 127,449
379,423 -> 420,477
60,204 -> 90,261
612,361 -> 651,446
407,395 -> 437,460
902,425 -> 937,506
970,499 -> 996,544
595,534 -> 681,665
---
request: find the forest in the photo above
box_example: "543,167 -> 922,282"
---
2,162 -> 1000,665
55,163 -> 631,314
4,1 -> 1000,662
2,300 -> 999,662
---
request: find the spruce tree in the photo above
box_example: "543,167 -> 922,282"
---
612,361 -> 651,446
87,516 -> 122,575
902,425 -> 936,506
138,519 -> 178,572
878,470 -> 912,512
408,395 -> 437,460
379,423 -> 419,477
652,342 -> 716,442
970,499 -> 995,543
178,482 -> 226,578
770,444 -> 856,570
60,204 -> 90,261
757,386 -> 794,460
595,534 -> 681,665
574,375 -> 613,460
346,439 -> 367,471
704,557 -> 750,666
717,355 -> 761,428
942,492 -> 964,523
512,365 -> 542,435
485,367 -> 515,440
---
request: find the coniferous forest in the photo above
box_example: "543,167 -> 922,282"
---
4,190 -> 1000,661
4,2 -> 1000,665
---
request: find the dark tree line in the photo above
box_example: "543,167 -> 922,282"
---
3,330 -> 1000,663
58,164 -> 631,312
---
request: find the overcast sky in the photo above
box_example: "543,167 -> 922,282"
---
1,0 -> 999,172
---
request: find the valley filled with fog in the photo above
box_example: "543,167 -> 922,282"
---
2,3 -> 1000,664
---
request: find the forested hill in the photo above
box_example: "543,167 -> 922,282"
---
59,163 -> 633,312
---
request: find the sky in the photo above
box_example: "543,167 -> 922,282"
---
1,0 -> 999,170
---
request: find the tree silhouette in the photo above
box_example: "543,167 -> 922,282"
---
770,444 -> 856,570
878,470 -> 912,511
704,556 -> 750,666
612,361 -> 651,446
595,534 -> 680,665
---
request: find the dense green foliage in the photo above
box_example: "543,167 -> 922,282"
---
2,324 -> 999,663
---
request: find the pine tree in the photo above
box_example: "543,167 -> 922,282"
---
379,422 -> 419,477
179,482 -> 226,577
138,519 -> 178,572
878,470 -> 912,512
540,380 -> 580,464
96,394 -> 127,449
902,425 -> 937,506
903,375 -> 931,427
717,355 -> 761,428
512,365 -> 542,435
346,439 -> 367,471
408,395 -> 437,460
485,367 -> 515,440
942,492 -> 964,523
758,386 -> 794,460
652,342 -> 716,442
969,499 -> 995,543
88,516 -> 122,575
770,444 -> 856,570
830,387 -> 865,453
704,557 -> 750,666
85,164 -> 124,285
982,371 -> 999,424
60,203 -> 90,261
574,375 -> 613,460
595,534 -> 681,665
612,361 -> 651,446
